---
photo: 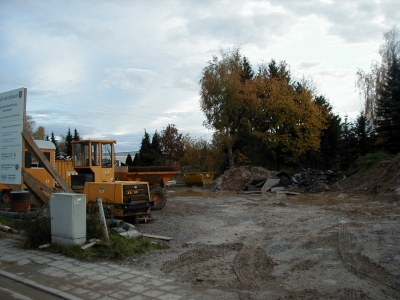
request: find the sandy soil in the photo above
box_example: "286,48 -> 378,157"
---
131,187 -> 399,300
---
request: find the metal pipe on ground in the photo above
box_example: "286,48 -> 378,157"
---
0,210 -> 26,219
107,219 -> 125,228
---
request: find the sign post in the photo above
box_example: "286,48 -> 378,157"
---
0,88 -> 27,186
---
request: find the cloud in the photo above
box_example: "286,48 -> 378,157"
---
314,70 -> 353,79
297,61 -> 322,69
100,68 -> 156,90
185,9 -> 295,48
1,0 -> 397,151
266,0 -> 396,43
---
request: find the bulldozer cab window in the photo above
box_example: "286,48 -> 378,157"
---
92,143 -> 100,166
74,143 -> 89,166
101,143 -> 112,167
25,151 -> 50,168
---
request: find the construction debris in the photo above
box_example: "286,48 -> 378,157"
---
0,224 -> 19,234
203,166 -> 347,194
38,243 -> 51,249
142,234 -> 173,241
291,169 -> 345,192
119,230 -> 143,239
81,239 -> 101,250
261,179 -> 281,193
109,219 -> 143,239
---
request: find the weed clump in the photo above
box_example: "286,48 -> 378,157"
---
20,211 -> 51,249
13,210 -> 168,261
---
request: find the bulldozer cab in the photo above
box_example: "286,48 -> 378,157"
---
71,140 -> 116,190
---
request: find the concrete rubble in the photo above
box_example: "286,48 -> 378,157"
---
109,219 -> 143,239
204,166 -> 346,194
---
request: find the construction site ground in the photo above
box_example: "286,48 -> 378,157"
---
1,156 -> 399,300
130,188 -> 398,300
131,158 -> 400,300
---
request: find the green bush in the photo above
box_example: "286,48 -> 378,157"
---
346,152 -> 395,176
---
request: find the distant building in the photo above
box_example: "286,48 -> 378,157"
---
115,151 -> 137,166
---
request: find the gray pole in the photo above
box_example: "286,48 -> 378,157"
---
96,198 -> 110,242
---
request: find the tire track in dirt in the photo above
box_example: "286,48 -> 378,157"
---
233,245 -> 258,291
161,242 -> 277,299
233,245 -> 277,300
161,242 -> 242,274
339,223 -> 400,298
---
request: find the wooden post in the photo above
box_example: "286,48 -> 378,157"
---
22,170 -> 52,205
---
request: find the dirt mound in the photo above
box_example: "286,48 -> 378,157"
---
202,153 -> 399,195
337,152 -> 400,195
203,166 -> 277,191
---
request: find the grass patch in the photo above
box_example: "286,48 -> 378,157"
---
346,152 -> 395,176
48,233 -> 167,261
10,210 -> 169,261
0,215 -> 20,228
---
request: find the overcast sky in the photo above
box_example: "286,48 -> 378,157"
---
0,0 -> 398,152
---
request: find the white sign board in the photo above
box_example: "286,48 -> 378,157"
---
0,88 -> 27,185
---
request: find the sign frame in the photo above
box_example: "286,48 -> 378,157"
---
0,87 -> 27,186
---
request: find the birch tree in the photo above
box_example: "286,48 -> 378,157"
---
356,26 -> 399,122
199,48 -> 252,167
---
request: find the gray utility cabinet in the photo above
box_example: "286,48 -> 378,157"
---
50,193 -> 87,246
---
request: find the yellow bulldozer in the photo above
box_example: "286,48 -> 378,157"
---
68,139 -> 180,221
69,139 -> 154,222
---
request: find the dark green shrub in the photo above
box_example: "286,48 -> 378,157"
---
19,211 -> 51,249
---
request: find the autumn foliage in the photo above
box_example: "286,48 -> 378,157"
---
200,49 -> 327,169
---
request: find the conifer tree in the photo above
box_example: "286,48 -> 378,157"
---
138,130 -> 152,166
304,95 -> 341,170
151,131 -> 162,165
241,56 -> 254,81
73,129 -> 81,141
64,128 -> 73,158
353,112 -> 374,156
339,116 -> 358,170
376,56 -> 400,154
133,153 -> 139,166
51,132 -> 61,159
125,153 -> 133,166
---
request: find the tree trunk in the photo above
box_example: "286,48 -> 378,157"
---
226,128 -> 234,167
